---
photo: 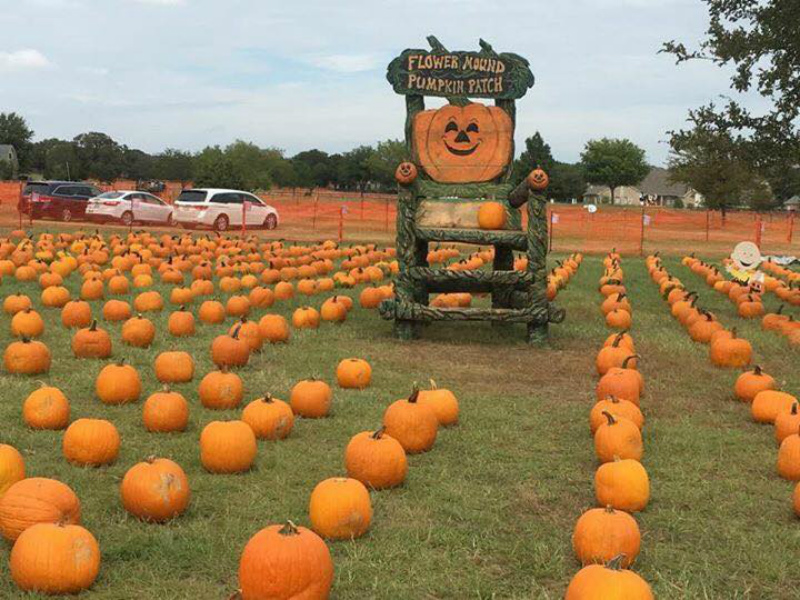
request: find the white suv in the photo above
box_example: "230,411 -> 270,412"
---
173,189 -> 280,232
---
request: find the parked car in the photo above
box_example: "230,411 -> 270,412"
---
173,188 -> 279,232
18,181 -> 103,222
85,191 -> 176,226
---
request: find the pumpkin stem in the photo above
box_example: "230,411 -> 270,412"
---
262,393 -> 274,403
408,386 -> 420,404
89,319 -> 98,331
611,331 -> 627,348
601,410 -> 617,426
371,426 -> 386,440
429,379 -> 438,390
278,520 -> 300,536
621,354 -> 639,369
777,304 -> 785,315
605,554 -> 627,571
753,365 -> 763,376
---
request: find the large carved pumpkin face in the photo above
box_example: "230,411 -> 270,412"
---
413,102 -> 513,183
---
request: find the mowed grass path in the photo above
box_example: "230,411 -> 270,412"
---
0,245 -> 798,598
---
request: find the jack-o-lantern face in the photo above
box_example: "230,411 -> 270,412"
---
413,102 -> 513,183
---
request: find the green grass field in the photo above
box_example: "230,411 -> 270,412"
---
0,234 -> 798,599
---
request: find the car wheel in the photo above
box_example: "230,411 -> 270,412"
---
263,214 -> 278,230
214,214 -> 229,232
60,208 -> 72,222
121,211 -> 134,226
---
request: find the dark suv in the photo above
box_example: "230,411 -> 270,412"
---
18,181 -> 103,222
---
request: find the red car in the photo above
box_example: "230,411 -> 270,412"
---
18,181 -> 103,222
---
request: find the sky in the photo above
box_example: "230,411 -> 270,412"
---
0,0 -> 764,166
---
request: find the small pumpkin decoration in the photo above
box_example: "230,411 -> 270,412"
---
734,366 -> 776,403
572,506 -> 641,567
143,386 -> 189,432
120,457 -> 190,522
71,320 -> 112,359
0,444 -> 25,496
242,393 -> 294,440
258,314 -> 291,343
10,523 -> 100,594
308,477 -> 372,540
155,351 -> 195,383
595,457 -> 650,512
594,411 -> 643,463
289,378 -> 332,418
199,367 -> 243,410
63,418 -> 120,466
211,326 -> 251,369
336,358 -> 372,389
382,388 -> 438,454
417,380 -> 459,426
96,359 -> 141,405
200,420 -> 257,474
527,167 -> 550,191
565,555 -> 654,599
61,300 -> 92,329
394,161 -> 418,185
413,102 -> 513,183
168,306 -> 196,337
23,384 -> 70,430
477,201 -> 507,230
238,521 -> 333,600
0,477 -> 81,541
4,336 -> 51,375
121,314 -> 156,348
345,427 -> 407,489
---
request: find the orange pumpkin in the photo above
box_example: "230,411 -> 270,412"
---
23,384 -> 70,430
96,360 -> 141,405
10,523 -> 100,594
382,388 -> 438,454
200,420 -> 257,474
143,387 -> 189,432
336,358 -> 372,389
154,351 -> 194,383
241,394 -> 294,440
413,102 -> 513,183
477,202 -> 507,230
120,457 -> 190,522
572,506 -> 641,567
0,478 -> 81,542
198,368 -> 243,410
71,320 -> 112,359
238,521 -> 333,600
0,445 -> 25,496
595,457 -> 650,512
63,418 -> 120,466
308,477 -> 372,540
345,427 -> 407,489
289,379 -> 332,418
121,314 -> 156,348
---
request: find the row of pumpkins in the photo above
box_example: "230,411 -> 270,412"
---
683,255 -> 800,347
647,254 -> 800,519
0,230 -> 465,597
566,251 -> 654,598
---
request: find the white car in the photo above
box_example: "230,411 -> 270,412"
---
173,188 -> 279,232
85,191 -> 176,226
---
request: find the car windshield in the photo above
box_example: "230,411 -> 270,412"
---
97,192 -> 125,199
23,183 -> 52,195
176,190 -> 207,203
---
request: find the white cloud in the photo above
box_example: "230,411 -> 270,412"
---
130,0 -> 186,5
309,54 -> 381,73
0,49 -> 51,72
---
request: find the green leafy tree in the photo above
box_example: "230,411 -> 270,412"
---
152,149 -> 195,183
0,112 -> 34,171
122,148 -> 154,180
548,162 -> 587,203
580,138 -> 650,204
73,132 -> 125,182
291,150 -> 338,188
668,125 -> 772,214
0,160 -> 13,180
223,140 -> 274,191
30,138 -> 81,180
364,139 -> 408,190
338,146 -> 375,192
193,146 -> 244,189
663,0 -> 800,171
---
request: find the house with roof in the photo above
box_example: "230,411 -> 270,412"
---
785,195 -> 800,211
0,145 -> 19,179
582,167 -> 704,208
